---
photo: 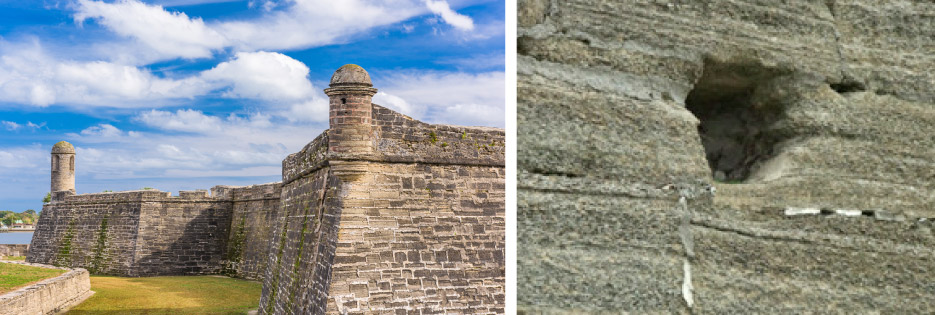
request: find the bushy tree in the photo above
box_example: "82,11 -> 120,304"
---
0,210 -> 39,227
1,212 -> 16,227
43,192 -> 51,203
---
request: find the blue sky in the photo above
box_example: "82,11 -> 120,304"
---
0,0 -> 505,211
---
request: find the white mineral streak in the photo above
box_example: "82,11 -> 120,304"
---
678,195 -> 694,308
784,207 -> 821,216
835,209 -> 863,216
682,259 -> 694,308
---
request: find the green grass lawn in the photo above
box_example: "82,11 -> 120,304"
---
1,256 -> 27,261
68,275 -> 262,314
0,262 -> 66,294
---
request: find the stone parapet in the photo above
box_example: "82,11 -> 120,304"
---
0,261 -> 93,315
369,104 -> 505,166
281,105 -> 506,187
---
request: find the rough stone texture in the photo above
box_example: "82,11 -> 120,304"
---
330,64 -> 373,87
0,244 -> 29,258
262,130 -> 506,314
134,196 -> 233,276
26,64 -> 504,314
371,105 -> 505,166
50,141 -> 75,154
323,163 -> 505,314
0,261 -> 93,315
50,140 -> 75,198
28,185 -> 282,278
519,0 -> 935,313
260,65 -> 505,314
29,192 -> 148,276
259,167 -> 338,315
224,183 -> 284,280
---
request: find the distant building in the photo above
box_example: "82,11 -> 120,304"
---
11,220 -> 33,230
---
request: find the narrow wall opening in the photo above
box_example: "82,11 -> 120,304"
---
685,59 -> 789,183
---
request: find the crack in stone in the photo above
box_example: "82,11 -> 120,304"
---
691,217 -> 935,257
824,0 -> 847,78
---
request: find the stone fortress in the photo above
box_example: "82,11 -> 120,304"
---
519,0 -> 934,313
28,65 -> 505,314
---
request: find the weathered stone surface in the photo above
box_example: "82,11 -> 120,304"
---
519,0 -> 935,312
27,64 -> 504,314
50,141 -> 74,154
0,261 -> 93,315
28,185 -> 281,278
329,64 -> 373,87
260,65 -> 505,314
225,183 -> 283,280
50,140 -> 75,198
0,244 -> 28,258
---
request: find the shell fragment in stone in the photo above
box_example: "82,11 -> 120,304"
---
834,209 -> 863,217
784,207 -> 821,216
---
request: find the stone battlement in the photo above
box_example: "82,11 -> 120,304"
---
51,183 -> 282,204
281,105 -> 505,185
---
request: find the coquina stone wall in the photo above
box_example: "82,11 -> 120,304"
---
519,0 -> 935,313
0,244 -> 29,258
29,191 -> 149,275
222,183 -> 284,280
132,192 -> 234,276
323,162 -> 505,314
259,166 -> 339,314
261,119 -> 506,314
27,64 -> 505,314
260,65 -> 505,314
28,184 -> 282,278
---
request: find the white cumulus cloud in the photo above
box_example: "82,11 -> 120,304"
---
0,46 -> 317,108
373,91 -> 417,116
136,109 -> 279,133
74,0 -> 227,59
424,0 -> 474,31
201,51 -> 315,100
282,99 -> 330,123
79,124 -> 124,138
137,109 -> 224,133
0,145 -> 47,170
374,70 -> 504,127
0,46 -> 206,107
73,0 -> 431,60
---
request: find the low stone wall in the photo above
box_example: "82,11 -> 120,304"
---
0,261 -> 93,315
0,244 -> 29,258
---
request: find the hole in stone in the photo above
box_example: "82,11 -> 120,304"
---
685,58 -> 790,183
341,98 -> 347,104
830,80 -> 865,94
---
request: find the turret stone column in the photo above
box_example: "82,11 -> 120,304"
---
50,141 -> 76,201
325,64 -> 377,156
325,64 -> 377,181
